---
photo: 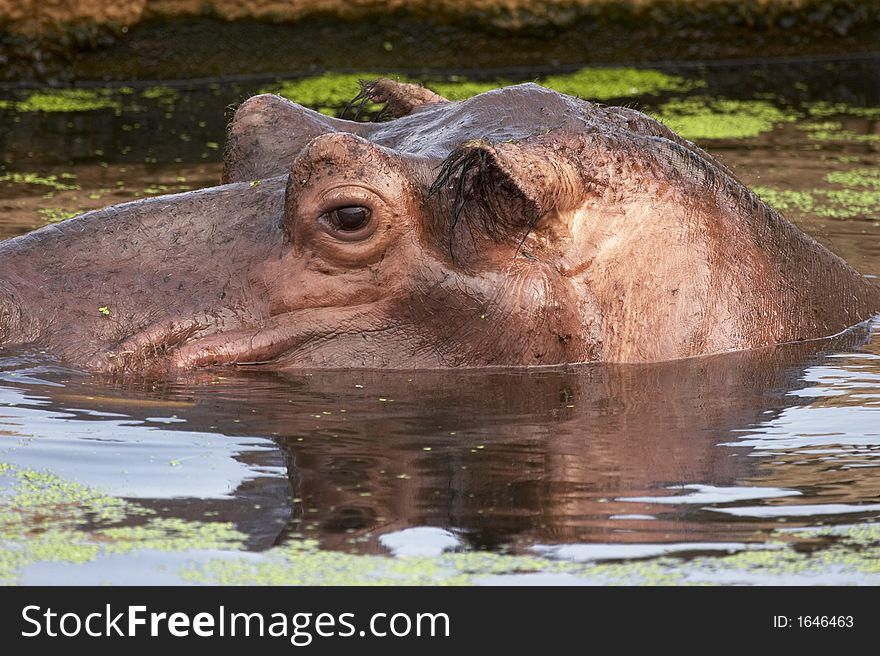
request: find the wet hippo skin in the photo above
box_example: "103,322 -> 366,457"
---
0,79 -> 878,374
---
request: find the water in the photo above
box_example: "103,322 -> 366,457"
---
0,57 -> 879,585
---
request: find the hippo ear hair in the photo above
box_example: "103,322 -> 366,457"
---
428,139 -> 555,254
344,78 -> 447,121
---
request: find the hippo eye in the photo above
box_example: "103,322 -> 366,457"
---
328,206 -> 372,232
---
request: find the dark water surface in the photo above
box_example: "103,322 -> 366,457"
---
0,58 -> 878,584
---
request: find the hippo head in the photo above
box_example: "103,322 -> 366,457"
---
175,86 -> 605,369
1,80 -> 878,373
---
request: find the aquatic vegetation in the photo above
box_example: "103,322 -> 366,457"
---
819,190 -> 880,219
806,101 -> 880,120
2,462 -> 879,585
179,539 -> 688,586
800,120 -> 880,143
0,83 -> 175,116
36,207 -> 80,223
427,78 -> 509,101
261,73 -> 385,115
541,67 -> 702,101
259,67 -> 700,117
0,172 -> 79,192
0,464 -> 245,585
753,187 -> 817,214
144,184 -> 171,195
825,168 -> 880,190
755,170 -> 880,220
98,518 -> 244,554
0,89 -> 121,113
181,522 -> 880,586
655,97 -> 796,140
141,86 -> 179,106
682,523 -> 880,581
425,67 -> 700,104
182,542 -> 474,586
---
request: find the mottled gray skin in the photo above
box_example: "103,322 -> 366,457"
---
0,81 -> 878,374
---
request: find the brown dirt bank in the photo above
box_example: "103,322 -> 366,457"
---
2,1 -> 880,82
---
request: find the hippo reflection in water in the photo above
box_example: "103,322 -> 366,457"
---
0,80 -> 878,373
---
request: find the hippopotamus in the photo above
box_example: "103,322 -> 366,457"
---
0,79 -> 878,373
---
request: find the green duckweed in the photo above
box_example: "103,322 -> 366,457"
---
756,165 -> 880,220
2,461 -> 879,585
655,97 -> 796,140
800,120 -> 880,143
181,523 -> 880,586
0,464 -> 244,585
260,73 -> 384,116
141,86 -> 179,105
0,172 -> 79,192
258,67 -> 701,118
753,187 -> 817,214
427,78 -> 509,101
755,183 -> 880,221
824,168 -> 880,190
806,101 -> 880,120
0,89 -> 121,113
542,67 -> 702,101
37,207 -> 80,223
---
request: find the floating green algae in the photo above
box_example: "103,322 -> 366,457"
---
753,187 -> 817,214
3,461 -> 879,585
0,464 -> 244,585
258,67 -> 700,117
141,86 -> 178,100
180,524 -> 880,586
262,72 -> 500,112
806,101 -> 880,120
825,168 -> 880,190
182,542 -> 473,586
818,189 -> 880,219
800,120 -> 880,143
140,86 -> 179,109
0,172 -> 79,192
756,167 -> 880,221
754,187 -> 880,220
0,89 -> 121,113
542,67 -> 701,101
755,189 -> 880,221
179,541 -> 685,586
428,67 -> 700,103
97,518 -> 245,554
683,523 -> 880,581
260,73 -> 384,116
37,207 -> 80,224
655,97 -> 796,140
427,78 -> 509,101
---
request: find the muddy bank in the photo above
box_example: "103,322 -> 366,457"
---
2,1 -> 880,82
3,1 -> 880,35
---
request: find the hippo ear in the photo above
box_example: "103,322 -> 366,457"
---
223,94 -> 373,184
428,138 -> 582,254
345,78 -> 447,120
